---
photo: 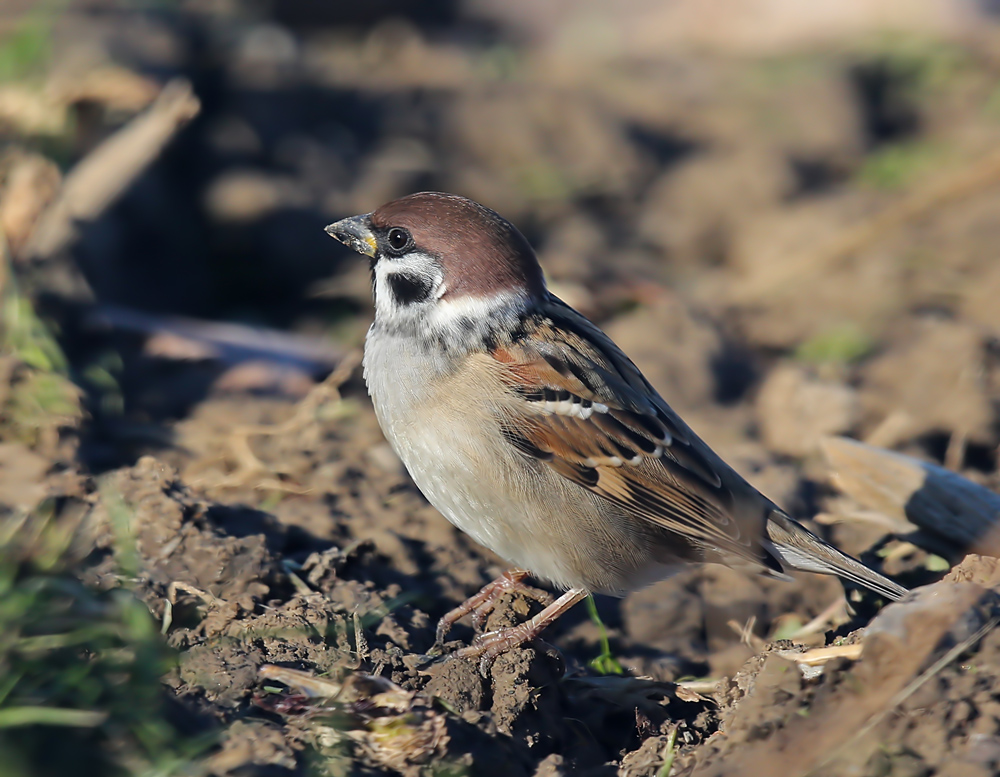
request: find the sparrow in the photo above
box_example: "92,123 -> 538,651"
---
325,192 -> 907,669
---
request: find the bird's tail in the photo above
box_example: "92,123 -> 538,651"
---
764,511 -> 908,601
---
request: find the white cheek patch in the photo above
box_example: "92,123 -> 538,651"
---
371,270 -> 532,353
430,292 -> 527,330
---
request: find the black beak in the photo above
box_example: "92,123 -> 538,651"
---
324,214 -> 377,258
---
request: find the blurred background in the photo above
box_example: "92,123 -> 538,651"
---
3,1 -> 1000,775
3,0 -> 1000,471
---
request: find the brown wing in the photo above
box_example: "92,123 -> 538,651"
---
492,296 -> 775,569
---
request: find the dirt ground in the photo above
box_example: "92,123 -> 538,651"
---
4,2 -> 1000,776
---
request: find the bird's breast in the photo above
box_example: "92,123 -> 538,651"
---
361,327 -> 683,593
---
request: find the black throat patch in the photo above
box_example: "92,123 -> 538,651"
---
387,272 -> 434,305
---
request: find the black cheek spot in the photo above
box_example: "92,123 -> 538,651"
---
388,272 -> 434,305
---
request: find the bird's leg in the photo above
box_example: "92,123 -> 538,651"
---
434,569 -> 545,649
454,588 -> 589,675
470,575 -> 554,632
435,570 -> 529,645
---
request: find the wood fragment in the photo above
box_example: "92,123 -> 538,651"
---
821,436 -> 1000,557
86,303 -> 345,368
22,79 -> 200,271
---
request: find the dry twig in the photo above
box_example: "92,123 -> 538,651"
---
778,642 -> 864,667
785,596 -> 848,641
87,303 -> 344,368
23,79 -> 200,269
199,351 -> 362,492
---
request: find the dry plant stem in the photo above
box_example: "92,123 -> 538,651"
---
23,79 -> 201,267
454,587 -> 588,675
728,616 -> 763,652
434,568 -> 540,647
205,351 -> 361,491
353,611 -> 369,665
863,410 -> 914,450
944,429 -> 967,473
787,596 -> 848,641
781,643 -> 864,667
87,303 -> 344,368
167,581 -> 223,608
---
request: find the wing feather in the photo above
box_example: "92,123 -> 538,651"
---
491,298 -> 769,567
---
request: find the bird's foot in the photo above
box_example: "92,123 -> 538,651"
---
432,569 -> 554,653
452,588 -> 588,676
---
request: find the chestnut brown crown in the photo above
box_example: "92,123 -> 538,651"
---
370,192 -> 546,300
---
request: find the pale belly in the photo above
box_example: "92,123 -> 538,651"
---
362,330 -> 681,594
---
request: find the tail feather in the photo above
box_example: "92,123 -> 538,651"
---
765,511 -> 908,601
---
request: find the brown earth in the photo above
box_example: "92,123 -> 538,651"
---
4,2 -> 1000,775
11,375 -> 1000,776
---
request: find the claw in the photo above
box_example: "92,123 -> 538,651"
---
433,569 -> 531,645
449,588 -> 589,676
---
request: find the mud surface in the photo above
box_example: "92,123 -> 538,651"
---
4,2 -> 1000,775
15,397 -> 1000,776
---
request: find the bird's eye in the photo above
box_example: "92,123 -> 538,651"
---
385,227 -> 411,254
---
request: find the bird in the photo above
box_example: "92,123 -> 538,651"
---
325,191 -> 907,670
